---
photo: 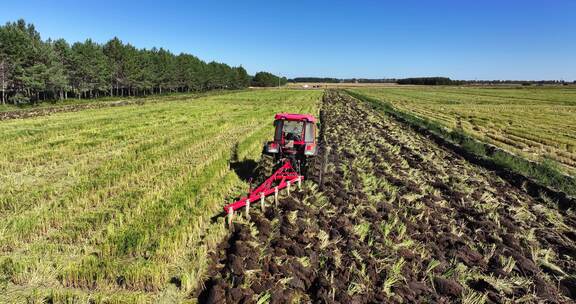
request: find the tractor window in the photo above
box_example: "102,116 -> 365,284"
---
274,120 -> 283,141
305,122 -> 315,142
282,121 -> 303,141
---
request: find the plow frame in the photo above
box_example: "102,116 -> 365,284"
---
224,159 -> 303,215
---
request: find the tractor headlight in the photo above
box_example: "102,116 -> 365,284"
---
304,143 -> 316,156
267,142 -> 279,153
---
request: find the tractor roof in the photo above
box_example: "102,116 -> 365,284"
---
274,113 -> 317,123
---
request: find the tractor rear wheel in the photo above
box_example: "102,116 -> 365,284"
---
253,153 -> 276,185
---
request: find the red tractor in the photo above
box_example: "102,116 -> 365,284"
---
262,113 -> 318,175
224,113 -> 318,218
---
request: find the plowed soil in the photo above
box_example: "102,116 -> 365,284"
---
199,91 -> 576,303
0,100 -> 145,120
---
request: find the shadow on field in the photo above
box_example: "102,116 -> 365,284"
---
229,142 -> 258,182
230,159 -> 258,182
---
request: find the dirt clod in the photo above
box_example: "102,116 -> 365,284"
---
434,277 -> 463,298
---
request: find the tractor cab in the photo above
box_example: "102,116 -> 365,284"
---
223,113 -> 318,217
266,113 -> 317,157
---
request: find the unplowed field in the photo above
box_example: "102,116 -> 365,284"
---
201,91 -> 575,303
0,90 -> 320,303
351,86 -> 576,175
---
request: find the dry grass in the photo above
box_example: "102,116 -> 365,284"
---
0,89 -> 320,303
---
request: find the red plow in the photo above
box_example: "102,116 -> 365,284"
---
224,159 -> 303,225
224,113 -> 317,226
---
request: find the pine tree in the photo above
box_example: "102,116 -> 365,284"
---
70,39 -> 110,98
0,55 -> 10,104
103,37 -> 124,96
53,39 -> 73,99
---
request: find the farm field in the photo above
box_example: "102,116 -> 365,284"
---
202,91 -> 576,303
0,89 -> 321,303
350,86 -> 576,176
3,4 -> 575,304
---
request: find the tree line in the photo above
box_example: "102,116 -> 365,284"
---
396,78 -> 576,86
290,77 -> 397,83
462,80 -> 575,86
251,72 -> 288,87
396,77 -> 454,85
290,77 -> 454,85
0,19 -> 261,105
290,77 -> 575,86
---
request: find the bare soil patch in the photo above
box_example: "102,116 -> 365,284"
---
0,100 -> 144,121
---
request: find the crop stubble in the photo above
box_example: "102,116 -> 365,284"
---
0,90 -> 321,303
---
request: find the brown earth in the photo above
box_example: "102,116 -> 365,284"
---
0,91 -> 238,121
0,99 -> 147,120
198,90 -> 576,303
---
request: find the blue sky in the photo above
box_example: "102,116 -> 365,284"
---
2,0 -> 575,80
